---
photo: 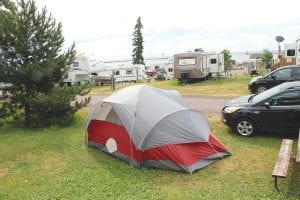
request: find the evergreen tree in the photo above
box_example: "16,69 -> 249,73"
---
0,0 -> 90,127
132,16 -> 145,65
221,49 -> 236,71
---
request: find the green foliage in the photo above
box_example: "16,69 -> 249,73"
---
221,49 -> 236,71
132,16 -> 145,65
261,49 -> 273,67
0,0 -> 90,127
25,82 -> 91,127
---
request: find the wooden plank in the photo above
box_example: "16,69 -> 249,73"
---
272,139 -> 293,178
296,130 -> 300,162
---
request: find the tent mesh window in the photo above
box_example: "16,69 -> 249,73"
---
93,103 -> 123,125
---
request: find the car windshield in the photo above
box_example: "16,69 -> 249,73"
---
250,85 -> 282,104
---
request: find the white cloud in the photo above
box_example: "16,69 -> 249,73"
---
34,0 -> 300,60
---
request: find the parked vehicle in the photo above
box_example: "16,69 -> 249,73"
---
0,82 -> 12,90
90,65 -> 146,85
174,50 -> 224,83
296,36 -> 300,65
222,81 -> 300,136
248,65 -> 300,93
64,55 -> 90,85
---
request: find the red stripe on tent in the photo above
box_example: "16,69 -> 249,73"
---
88,120 -> 229,166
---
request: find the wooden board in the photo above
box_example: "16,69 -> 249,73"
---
272,139 -> 293,178
296,130 -> 300,162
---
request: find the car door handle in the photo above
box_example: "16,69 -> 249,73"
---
253,111 -> 260,114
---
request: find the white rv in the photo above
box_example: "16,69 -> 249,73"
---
64,54 -> 90,85
162,60 -> 174,80
284,43 -> 296,63
204,52 -> 225,76
174,50 -> 225,83
91,65 -> 146,85
296,37 -> 300,64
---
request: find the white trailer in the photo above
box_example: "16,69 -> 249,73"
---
204,52 -> 225,77
114,66 -> 146,82
284,43 -> 296,63
64,54 -> 90,85
90,65 -> 146,84
162,61 -> 174,80
296,37 -> 300,65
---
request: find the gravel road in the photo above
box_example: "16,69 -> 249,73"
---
87,94 -> 234,113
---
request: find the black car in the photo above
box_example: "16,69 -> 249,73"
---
222,81 -> 300,136
248,65 -> 300,94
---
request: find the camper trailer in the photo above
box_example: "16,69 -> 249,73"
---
205,52 -> 225,76
91,65 -> 146,85
174,51 -> 224,83
296,37 -> 300,65
64,54 -> 90,85
162,59 -> 174,80
284,43 -> 296,64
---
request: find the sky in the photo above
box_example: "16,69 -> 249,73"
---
34,0 -> 300,61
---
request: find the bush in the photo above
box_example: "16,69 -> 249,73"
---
25,83 -> 91,128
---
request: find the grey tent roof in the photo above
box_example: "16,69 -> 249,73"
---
90,85 -> 211,150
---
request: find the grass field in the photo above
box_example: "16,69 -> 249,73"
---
90,76 -> 252,97
1,108 -> 299,200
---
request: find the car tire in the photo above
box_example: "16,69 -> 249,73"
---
234,118 -> 256,137
256,84 -> 267,94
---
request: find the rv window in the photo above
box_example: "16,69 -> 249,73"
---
179,58 -> 196,66
168,68 -> 173,72
73,62 -> 79,69
115,70 -> 120,75
210,58 -> 217,64
126,69 -> 133,75
287,49 -> 295,56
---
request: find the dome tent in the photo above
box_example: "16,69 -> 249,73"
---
86,85 -> 230,173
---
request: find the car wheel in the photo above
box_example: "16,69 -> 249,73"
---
234,118 -> 256,136
256,85 -> 267,94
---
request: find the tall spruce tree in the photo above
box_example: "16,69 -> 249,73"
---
0,0 -> 90,127
132,16 -> 145,65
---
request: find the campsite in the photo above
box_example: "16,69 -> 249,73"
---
1,0 -> 300,199
0,77 -> 299,199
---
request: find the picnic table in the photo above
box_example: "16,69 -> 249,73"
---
272,129 -> 300,191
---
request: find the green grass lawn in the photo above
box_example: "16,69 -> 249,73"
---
1,109 -> 299,200
90,76 -> 252,97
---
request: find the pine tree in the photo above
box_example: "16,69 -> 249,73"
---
132,16 -> 145,65
0,0 -> 90,127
